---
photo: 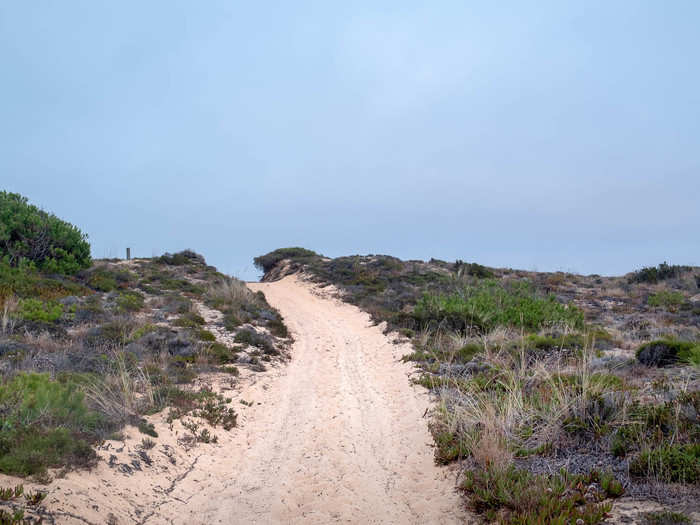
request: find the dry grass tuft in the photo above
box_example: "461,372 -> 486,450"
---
1,295 -> 18,335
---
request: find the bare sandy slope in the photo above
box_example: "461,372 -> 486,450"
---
179,275 -> 466,524
0,276 -> 465,524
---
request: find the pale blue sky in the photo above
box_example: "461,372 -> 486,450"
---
2,1 -> 698,279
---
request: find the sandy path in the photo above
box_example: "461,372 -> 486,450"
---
179,275 -> 465,524
0,276 -> 465,524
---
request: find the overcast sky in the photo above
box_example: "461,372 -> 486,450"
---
2,1 -> 698,280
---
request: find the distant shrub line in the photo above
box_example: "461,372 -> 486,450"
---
629,262 -> 690,284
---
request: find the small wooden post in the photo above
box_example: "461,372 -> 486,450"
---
126,247 -> 131,260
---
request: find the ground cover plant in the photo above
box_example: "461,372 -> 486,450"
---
257,248 -> 700,522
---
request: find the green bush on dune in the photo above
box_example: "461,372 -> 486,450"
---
0,191 -> 91,275
253,247 -> 319,274
0,373 -> 102,476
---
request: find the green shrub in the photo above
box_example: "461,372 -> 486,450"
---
208,343 -> 235,364
253,247 -> 319,274
0,192 -> 91,275
197,329 -> 216,342
87,271 -> 116,292
648,290 -> 685,311
116,291 -> 145,312
15,298 -> 62,323
629,443 -> 700,483
412,280 -> 583,333
0,373 -> 101,476
137,420 -> 158,437
223,313 -> 241,331
174,312 -> 206,328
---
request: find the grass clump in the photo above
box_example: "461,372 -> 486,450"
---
0,373 -> 101,476
629,443 -> 700,483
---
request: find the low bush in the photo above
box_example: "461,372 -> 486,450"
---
648,290 -> 685,311
116,290 -> 144,312
208,343 -> 235,364
15,298 -> 62,323
0,262 -> 88,300
629,443 -> 700,483
157,250 -> 204,266
253,247 -> 319,274
222,313 -> 241,331
173,312 -> 205,328
267,317 -> 288,338
196,329 -> 216,342
0,373 -> 101,476
234,329 -> 274,353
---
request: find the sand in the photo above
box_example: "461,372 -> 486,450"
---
0,276 -> 466,524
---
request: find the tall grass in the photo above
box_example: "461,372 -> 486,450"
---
431,335 -> 629,468
206,277 -> 252,312
1,296 -> 18,335
84,350 -> 157,425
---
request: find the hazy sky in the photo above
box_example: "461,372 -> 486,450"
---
2,1 -> 698,280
